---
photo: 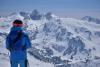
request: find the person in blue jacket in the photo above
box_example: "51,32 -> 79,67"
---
6,19 -> 31,67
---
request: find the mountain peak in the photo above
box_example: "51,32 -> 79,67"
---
81,16 -> 100,24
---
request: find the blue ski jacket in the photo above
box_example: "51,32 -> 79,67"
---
6,26 -> 31,61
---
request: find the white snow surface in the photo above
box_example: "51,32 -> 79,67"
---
0,13 -> 100,67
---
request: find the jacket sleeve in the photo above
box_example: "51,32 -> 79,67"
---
24,34 -> 32,49
6,36 -> 10,50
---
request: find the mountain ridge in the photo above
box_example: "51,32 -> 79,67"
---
0,12 -> 100,67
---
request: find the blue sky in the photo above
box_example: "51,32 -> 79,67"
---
0,0 -> 100,18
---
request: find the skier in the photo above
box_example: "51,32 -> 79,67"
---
6,19 -> 31,67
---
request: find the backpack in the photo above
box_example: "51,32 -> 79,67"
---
7,30 -> 26,51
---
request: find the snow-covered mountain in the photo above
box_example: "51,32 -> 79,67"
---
81,16 -> 100,24
0,11 -> 100,67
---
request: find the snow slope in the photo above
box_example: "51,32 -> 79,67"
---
0,12 -> 100,67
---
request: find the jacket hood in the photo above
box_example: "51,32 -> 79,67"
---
11,26 -> 23,31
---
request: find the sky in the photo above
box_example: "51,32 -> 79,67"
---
0,0 -> 100,19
